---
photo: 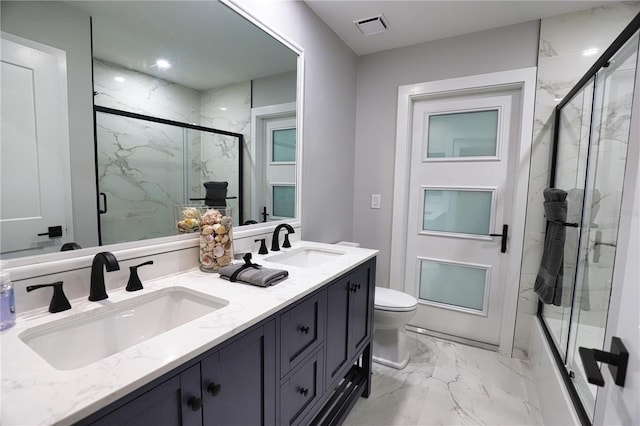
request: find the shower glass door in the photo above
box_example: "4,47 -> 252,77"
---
542,77 -> 594,359
541,29 -> 639,421
95,110 -> 242,245
565,31 -> 639,420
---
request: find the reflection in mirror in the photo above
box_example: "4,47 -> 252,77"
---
95,108 -> 243,244
0,0 -> 299,259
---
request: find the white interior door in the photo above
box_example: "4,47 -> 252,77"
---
264,116 -> 296,221
405,90 -> 521,347
0,34 -> 72,257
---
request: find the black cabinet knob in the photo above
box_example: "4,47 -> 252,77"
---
299,325 -> 310,334
187,396 -> 202,411
207,382 -> 222,396
298,387 -> 309,397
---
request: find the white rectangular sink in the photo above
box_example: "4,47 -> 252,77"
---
265,247 -> 346,268
19,287 -> 228,370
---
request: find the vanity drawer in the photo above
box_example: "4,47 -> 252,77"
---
279,349 -> 324,426
279,291 -> 326,375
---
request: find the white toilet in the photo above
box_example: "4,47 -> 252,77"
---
373,287 -> 418,369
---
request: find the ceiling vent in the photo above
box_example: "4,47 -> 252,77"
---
354,15 -> 388,36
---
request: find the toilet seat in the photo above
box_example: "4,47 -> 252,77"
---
374,287 -> 417,312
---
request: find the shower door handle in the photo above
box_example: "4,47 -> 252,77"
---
578,336 -> 628,387
489,224 -> 508,253
99,192 -> 108,214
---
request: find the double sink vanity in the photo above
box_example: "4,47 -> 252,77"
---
1,241 -> 377,425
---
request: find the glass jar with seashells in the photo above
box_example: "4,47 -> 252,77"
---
176,206 -> 233,272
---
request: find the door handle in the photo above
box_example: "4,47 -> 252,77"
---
37,226 -> 63,238
99,192 -> 108,214
578,336 -> 628,387
489,224 -> 508,253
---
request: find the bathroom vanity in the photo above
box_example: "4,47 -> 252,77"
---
0,242 -> 377,425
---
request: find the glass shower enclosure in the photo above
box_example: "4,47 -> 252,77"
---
539,18 -> 639,423
95,108 -> 243,246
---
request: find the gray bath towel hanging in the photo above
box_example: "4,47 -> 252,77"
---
534,188 -> 568,306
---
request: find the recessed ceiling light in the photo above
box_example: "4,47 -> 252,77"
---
582,47 -> 599,56
155,59 -> 171,69
114,76 -> 126,83
354,15 -> 388,36
219,107 -> 228,111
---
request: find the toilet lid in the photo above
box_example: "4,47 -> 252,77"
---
375,287 -> 417,312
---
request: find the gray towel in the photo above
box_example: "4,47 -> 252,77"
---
534,188 -> 568,306
218,262 -> 288,287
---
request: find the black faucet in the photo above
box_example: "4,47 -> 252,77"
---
89,252 -> 120,301
271,224 -> 295,252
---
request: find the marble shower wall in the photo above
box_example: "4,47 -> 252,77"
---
514,3 -> 640,359
200,82 -> 252,224
93,60 -> 249,242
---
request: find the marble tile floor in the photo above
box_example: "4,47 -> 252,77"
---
345,332 -> 543,426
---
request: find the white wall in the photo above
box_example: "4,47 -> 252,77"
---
1,1 -> 98,249
352,21 -> 540,289
252,71 -> 297,108
228,0 -> 359,244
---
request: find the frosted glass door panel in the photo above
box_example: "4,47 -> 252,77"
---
419,259 -> 488,312
272,185 -> 295,218
272,128 -> 296,162
422,189 -> 492,235
427,110 -> 498,158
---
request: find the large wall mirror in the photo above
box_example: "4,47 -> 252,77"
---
0,0 -> 301,259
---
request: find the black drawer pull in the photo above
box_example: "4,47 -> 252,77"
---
299,325 -> 310,334
350,283 -> 361,292
298,387 -> 309,397
207,382 -> 222,396
187,396 -> 202,411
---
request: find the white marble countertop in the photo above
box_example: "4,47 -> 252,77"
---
1,241 -> 377,426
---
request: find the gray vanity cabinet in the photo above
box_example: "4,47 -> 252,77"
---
201,321 -> 277,426
325,263 -> 374,391
82,258 -> 376,426
85,321 -> 276,426
90,364 -> 203,426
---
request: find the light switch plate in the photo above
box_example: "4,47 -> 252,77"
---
371,194 -> 381,209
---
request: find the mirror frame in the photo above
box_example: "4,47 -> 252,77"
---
1,0 -> 304,269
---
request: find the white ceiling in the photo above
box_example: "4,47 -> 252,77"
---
304,0 -> 620,56
66,1 -> 297,91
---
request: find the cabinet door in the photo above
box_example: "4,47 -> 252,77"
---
324,275 -> 350,390
201,321 -> 276,426
280,349 -> 324,426
348,262 -> 374,357
280,291 -> 326,375
91,364 -> 202,426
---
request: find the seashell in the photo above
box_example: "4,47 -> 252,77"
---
221,234 -> 229,244
213,245 -> 225,257
182,207 -> 201,221
218,254 -> 232,266
224,241 -> 232,250
216,225 -> 227,235
205,234 -> 215,243
221,216 -> 233,229
201,225 -> 214,235
201,254 -> 213,266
